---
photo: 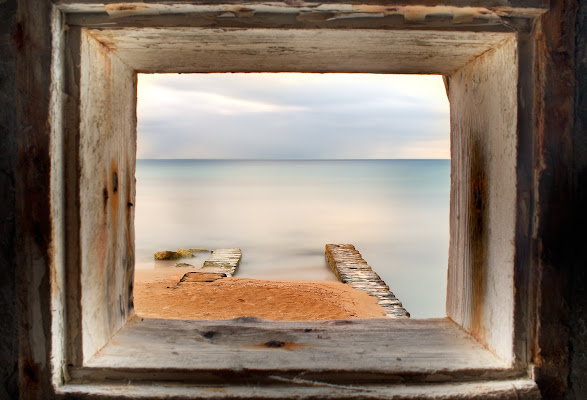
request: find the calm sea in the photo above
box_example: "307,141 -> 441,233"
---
135,159 -> 450,318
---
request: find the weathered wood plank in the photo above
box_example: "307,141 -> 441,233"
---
83,28 -> 514,75
326,244 -> 410,318
78,28 -> 137,364
180,272 -> 227,282
54,0 -> 549,17
447,36 -> 518,363
72,317 -> 520,385
59,379 -> 540,399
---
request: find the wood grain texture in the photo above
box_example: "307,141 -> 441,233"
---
53,0 -> 549,15
447,37 -> 518,364
13,1 -> 58,398
70,317 -> 523,385
531,1 -> 581,397
79,30 -> 137,363
59,379 -> 540,399
86,28 -> 513,75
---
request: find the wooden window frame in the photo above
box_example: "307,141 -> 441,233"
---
48,2 -> 547,398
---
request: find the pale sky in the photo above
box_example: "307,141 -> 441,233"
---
137,73 -> 450,159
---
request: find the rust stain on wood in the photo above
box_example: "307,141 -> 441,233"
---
105,4 -> 148,12
109,159 -> 119,229
249,341 -> 310,351
469,139 -> 487,346
92,31 -> 118,52
104,3 -> 152,18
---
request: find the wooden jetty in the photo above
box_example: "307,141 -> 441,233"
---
325,244 -> 410,318
179,248 -> 241,283
202,248 -> 242,277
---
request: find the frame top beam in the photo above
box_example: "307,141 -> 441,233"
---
56,1 -> 548,18
86,27 -> 513,74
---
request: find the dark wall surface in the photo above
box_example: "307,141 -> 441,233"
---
532,1 -> 577,398
532,1 -> 587,399
13,0 -> 55,397
569,0 -> 587,398
0,0 -> 19,398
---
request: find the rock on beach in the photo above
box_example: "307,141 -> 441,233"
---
154,250 -> 182,260
154,248 -> 207,260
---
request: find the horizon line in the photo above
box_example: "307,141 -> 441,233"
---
136,158 -> 451,161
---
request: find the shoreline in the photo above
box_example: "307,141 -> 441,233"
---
134,268 -> 387,321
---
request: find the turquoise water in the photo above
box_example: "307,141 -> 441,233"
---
135,159 -> 450,318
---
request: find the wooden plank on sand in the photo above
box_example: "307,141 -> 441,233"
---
179,272 -> 227,283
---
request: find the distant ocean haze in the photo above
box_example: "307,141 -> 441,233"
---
134,159 -> 450,318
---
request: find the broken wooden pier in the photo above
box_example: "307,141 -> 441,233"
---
326,244 -> 410,318
202,248 -> 241,277
180,248 -> 241,283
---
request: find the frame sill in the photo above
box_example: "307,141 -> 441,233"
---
58,379 -> 540,399
70,317 -> 526,385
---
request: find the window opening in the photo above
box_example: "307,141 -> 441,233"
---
61,22 -> 526,393
134,73 -> 450,320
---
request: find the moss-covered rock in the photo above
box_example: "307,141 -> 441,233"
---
154,251 -> 182,260
177,248 -> 195,258
154,247 -> 208,260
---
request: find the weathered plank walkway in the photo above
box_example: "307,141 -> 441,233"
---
180,272 -> 227,283
202,248 -> 241,277
326,244 -> 410,318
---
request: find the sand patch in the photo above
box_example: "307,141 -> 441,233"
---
134,268 -> 386,321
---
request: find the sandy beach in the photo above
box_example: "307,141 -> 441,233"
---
134,267 -> 387,321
